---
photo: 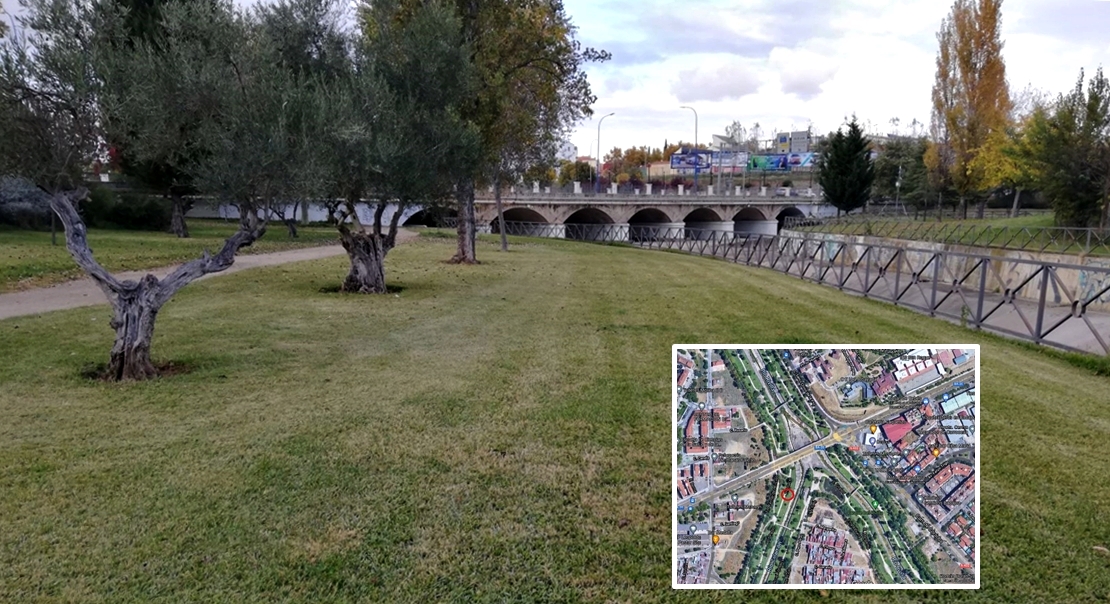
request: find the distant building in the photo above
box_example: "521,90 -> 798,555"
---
775,130 -> 814,154
557,140 -> 578,163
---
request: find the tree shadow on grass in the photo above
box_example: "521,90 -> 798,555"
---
317,284 -> 407,295
79,361 -> 195,382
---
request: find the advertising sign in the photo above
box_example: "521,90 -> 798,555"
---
670,151 -> 712,171
749,153 -> 817,171
709,151 -> 749,174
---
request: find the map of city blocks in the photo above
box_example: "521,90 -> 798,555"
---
673,346 -> 979,589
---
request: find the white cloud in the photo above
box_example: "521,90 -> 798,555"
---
768,47 -> 839,100
671,62 -> 762,103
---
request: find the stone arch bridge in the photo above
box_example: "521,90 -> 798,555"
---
468,194 -> 831,239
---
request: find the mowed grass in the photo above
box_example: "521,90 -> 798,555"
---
0,219 -> 339,292
1,233 -> 1109,603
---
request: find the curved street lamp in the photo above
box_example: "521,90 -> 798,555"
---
680,106 -> 698,195
595,112 -> 615,194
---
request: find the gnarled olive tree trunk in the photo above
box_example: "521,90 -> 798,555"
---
337,202 -> 402,294
107,274 -> 162,379
50,189 -> 264,380
339,229 -> 387,293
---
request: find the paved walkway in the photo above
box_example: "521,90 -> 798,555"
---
0,230 -> 419,320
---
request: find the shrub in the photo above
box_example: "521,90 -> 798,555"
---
81,186 -> 117,228
0,176 -> 52,229
81,187 -> 171,231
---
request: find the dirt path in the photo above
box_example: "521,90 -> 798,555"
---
0,229 -> 419,320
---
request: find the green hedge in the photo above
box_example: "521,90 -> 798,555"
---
81,187 -> 171,231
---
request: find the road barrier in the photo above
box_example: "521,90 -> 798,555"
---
493,220 -> 1110,356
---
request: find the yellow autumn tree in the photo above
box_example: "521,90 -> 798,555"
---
968,100 -> 1045,217
929,0 -> 1012,219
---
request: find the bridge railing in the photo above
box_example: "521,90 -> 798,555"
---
472,190 -> 824,201
492,220 -> 1110,357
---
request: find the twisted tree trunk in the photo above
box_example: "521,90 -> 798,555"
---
337,202 -> 401,294
107,275 -> 160,380
50,189 -> 265,380
339,230 -> 387,293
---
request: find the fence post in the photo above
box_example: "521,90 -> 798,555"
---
1035,267 -> 1049,343
975,259 -> 987,328
893,251 -> 902,305
929,253 -> 941,316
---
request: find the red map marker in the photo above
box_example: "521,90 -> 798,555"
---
780,487 -> 796,502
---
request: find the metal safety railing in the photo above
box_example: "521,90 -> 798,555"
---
784,216 -> 1110,256
490,220 -> 1110,356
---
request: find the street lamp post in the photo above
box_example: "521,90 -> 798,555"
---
587,139 -> 596,192
595,112 -> 615,194
680,106 -> 698,195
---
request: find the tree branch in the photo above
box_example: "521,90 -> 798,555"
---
48,188 -> 123,301
385,200 -> 402,251
153,221 -> 266,306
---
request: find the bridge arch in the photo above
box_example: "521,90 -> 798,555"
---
684,207 -> 729,240
732,207 -> 766,221
501,207 -> 548,223
628,208 -> 680,242
683,207 -> 723,223
564,207 -> 616,241
491,207 -> 550,237
403,207 -> 457,227
733,207 -> 777,237
564,207 -> 615,224
776,206 -> 806,230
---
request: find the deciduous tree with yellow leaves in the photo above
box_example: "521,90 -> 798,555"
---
928,0 -> 1011,219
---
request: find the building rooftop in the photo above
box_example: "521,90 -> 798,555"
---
882,417 -> 914,444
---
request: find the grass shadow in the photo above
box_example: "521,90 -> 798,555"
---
317,284 -> 408,295
79,360 -> 195,382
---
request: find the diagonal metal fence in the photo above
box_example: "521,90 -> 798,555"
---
784,216 -> 1110,256
492,220 -> 1110,356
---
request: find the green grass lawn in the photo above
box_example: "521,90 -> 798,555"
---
0,219 -> 339,292
1,233 -> 1109,602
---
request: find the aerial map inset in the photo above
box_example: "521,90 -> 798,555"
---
672,346 -> 979,589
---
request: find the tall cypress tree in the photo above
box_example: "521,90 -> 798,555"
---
817,117 -> 875,215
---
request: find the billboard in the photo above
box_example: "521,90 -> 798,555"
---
749,153 -> 817,171
709,151 -> 749,173
670,151 -> 712,171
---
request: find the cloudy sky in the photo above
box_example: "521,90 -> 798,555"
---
3,0 -> 1109,159
562,0 -> 1110,157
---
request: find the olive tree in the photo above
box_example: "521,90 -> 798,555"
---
301,0 -> 476,293
0,0 -> 303,380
